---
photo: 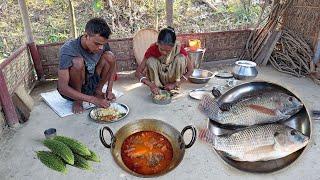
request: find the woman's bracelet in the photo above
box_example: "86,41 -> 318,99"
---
182,75 -> 188,81
139,77 -> 147,83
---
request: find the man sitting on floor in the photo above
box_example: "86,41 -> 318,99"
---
58,18 -> 116,114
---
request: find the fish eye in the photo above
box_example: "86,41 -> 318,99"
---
290,130 -> 297,135
288,97 -> 293,102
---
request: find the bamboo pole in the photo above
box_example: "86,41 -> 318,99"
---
68,0 -> 77,38
18,0 -> 44,79
18,0 -> 34,43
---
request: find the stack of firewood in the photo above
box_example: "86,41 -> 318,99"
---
241,0 -> 292,65
269,30 -> 314,77
241,0 -> 319,84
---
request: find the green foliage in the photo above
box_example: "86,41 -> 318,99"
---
92,0 -> 104,12
0,0 -> 268,60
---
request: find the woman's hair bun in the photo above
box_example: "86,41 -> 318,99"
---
167,26 -> 175,32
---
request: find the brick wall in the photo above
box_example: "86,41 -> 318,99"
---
38,30 -> 251,79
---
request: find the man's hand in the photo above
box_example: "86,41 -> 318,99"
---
93,97 -> 110,108
106,91 -> 116,101
149,83 -> 160,95
164,83 -> 176,91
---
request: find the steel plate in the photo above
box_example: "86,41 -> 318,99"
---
89,102 -> 129,123
208,81 -> 311,173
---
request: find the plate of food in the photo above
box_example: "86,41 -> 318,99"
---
151,90 -> 172,105
89,103 -> 129,123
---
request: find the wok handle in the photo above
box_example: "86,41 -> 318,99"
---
99,126 -> 115,149
181,125 -> 197,149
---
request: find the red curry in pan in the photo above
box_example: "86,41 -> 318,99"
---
121,131 -> 173,175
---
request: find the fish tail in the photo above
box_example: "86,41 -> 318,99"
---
198,127 -> 215,145
198,94 -> 222,120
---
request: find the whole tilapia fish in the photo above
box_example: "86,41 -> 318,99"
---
199,92 -> 303,126
199,124 -> 309,162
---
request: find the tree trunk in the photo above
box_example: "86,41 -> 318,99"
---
154,0 -> 159,30
107,0 -> 116,30
166,0 -> 173,27
127,0 -> 133,32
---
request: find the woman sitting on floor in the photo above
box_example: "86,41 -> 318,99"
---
135,27 -> 193,95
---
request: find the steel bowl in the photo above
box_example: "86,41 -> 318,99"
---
208,81 -> 311,173
232,60 -> 258,80
44,128 -> 57,139
100,119 -> 197,177
151,90 -> 172,105
188,69 -> 214,84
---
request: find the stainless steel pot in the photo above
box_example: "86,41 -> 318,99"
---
208,81 -> 312,173
188,69 -> 214,84
99,119 -> 197,177
232,60 -> 258,80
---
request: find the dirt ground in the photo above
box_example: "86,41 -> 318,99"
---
0,64 -> 319,180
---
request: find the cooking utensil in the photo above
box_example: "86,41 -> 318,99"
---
99,119 -> 196,177
214,70 -> 234,79
44,128 -> 57,139
188,69 -> 214,84
189,89 -> 211,100
89,102 -> 129,123
208,81 -> 311,173
187,48 -> 206,69
232,60 -> 258,80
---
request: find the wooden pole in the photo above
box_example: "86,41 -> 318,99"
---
166,0 -> 173,27
18,0 -> 44,80
0,70 -> 19,127
68,0 -> 77,38
18,0 -> 33,43
154,0 -> 159,30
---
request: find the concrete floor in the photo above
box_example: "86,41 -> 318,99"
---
0,65 -> 320,180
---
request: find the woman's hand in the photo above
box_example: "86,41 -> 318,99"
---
149,83 -> 160,95
164,83 -> 176,91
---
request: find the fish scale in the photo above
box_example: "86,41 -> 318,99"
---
199,92 -> 303,126
199,124 -> 309,162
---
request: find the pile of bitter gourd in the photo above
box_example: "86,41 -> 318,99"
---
36,135 -> 100,174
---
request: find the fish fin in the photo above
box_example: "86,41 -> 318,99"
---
244,145 -> 276,155
247,104 -> 277,116
197,127 -> 215,145
219,103 -> 232,111
222,151 -> 238,160
199,94 -> 222,120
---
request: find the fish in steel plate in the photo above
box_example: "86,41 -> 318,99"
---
198,124 -> 309,162
198,92 -> 303,126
